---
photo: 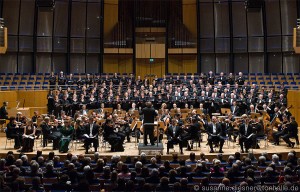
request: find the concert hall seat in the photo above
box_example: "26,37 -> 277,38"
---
10,86 -> 16,90
267,82 -> 273,85
11,82 -> 18,86
18,86 -> 25,90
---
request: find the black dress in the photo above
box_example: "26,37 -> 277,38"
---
22,126 -> 35,152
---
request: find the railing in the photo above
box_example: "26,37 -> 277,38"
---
0,84 -> 299,91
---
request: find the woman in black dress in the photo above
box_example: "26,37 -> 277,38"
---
21,119 -> 36,152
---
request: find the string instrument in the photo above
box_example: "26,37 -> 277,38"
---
265,113 -> 281,141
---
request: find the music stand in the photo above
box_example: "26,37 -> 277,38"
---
221,108 -> 231,115
250,113 -> 261,119
143,122 -> 159,146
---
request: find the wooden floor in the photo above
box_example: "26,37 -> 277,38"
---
0,135 -> 299,161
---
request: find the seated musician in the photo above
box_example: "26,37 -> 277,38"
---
103,118 -> 124,152
181,118 -> 200,151
282,116 -> 298,148
207,116 -> 224,153
32,111 -> 41,139
41,117 -> 52,147
272,115 -> 289,146
83,117 -> 99,154
20,119 -> 36,152
166,119 -> 184,154
239,116 -> 254,153
48,120 -> 63,150
6,116 -> 23,149
224,114 -> 237,142
74,118 -> 85,140
0,101 -> 8,119
58,119 -> 74,153
251,117 -> 265,149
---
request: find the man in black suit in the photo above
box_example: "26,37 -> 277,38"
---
41,117 -> 52,147
166,119 -> 184,154
239,117 -> 254,153
84,117 -> 100,154
141,102 -> 158,146
282,116 -> 299,148
58,71 -> 66,86
181,118 -> 201,150
207,116 -> 225,153
0,101 -> 8,119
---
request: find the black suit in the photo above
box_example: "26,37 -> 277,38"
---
141,106 -> 157,145
282,120 -> 299,146
207,123 -> 224,152
182,122 -> 201,150
84,123 -> 99,153
41,122 -> 52,147
239,123 -> 254,152
0,106 -> 8,119
166,125 -> 183,153
103,123 -> 124,152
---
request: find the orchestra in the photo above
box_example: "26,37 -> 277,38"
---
2,72 -> 298,154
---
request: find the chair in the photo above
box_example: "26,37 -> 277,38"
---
5,128 -> 14,149
256,135 -> 268,150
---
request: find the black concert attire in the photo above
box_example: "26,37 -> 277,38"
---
48,124 -> 63,150
166,124 -> 184,154
207,122 -> 225,153
236,76 -> 245,86
252,120 -> 265,148
6,121 -> 23,149
181,121 -> 201,150
0,104 -> 8,119
282,120 -> 299,147
41,121 -> 52,147
103,121 -> 124,152
83,122 -> 99,153
22,125 -> 36,152
141,105 -> 157,146
58,75 -> 66,86
239,123 -> 254,153
49,75 -> 56,88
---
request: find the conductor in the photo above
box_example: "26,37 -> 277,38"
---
142,101 -> 158,146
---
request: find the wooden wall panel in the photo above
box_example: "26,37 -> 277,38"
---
104,0 -> 118,39
287,90 -> 300,123
103,55 -> 133,74
136,59 -> 165,78
182,0 -> 197,38
0,90 -> 48,112
168,55 -> 197,74
0,91 -> 18,108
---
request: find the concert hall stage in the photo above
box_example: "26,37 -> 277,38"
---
0,135 -> 299,161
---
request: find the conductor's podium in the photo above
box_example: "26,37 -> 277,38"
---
138,122 -> 164,155
138,143 -> 164,155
